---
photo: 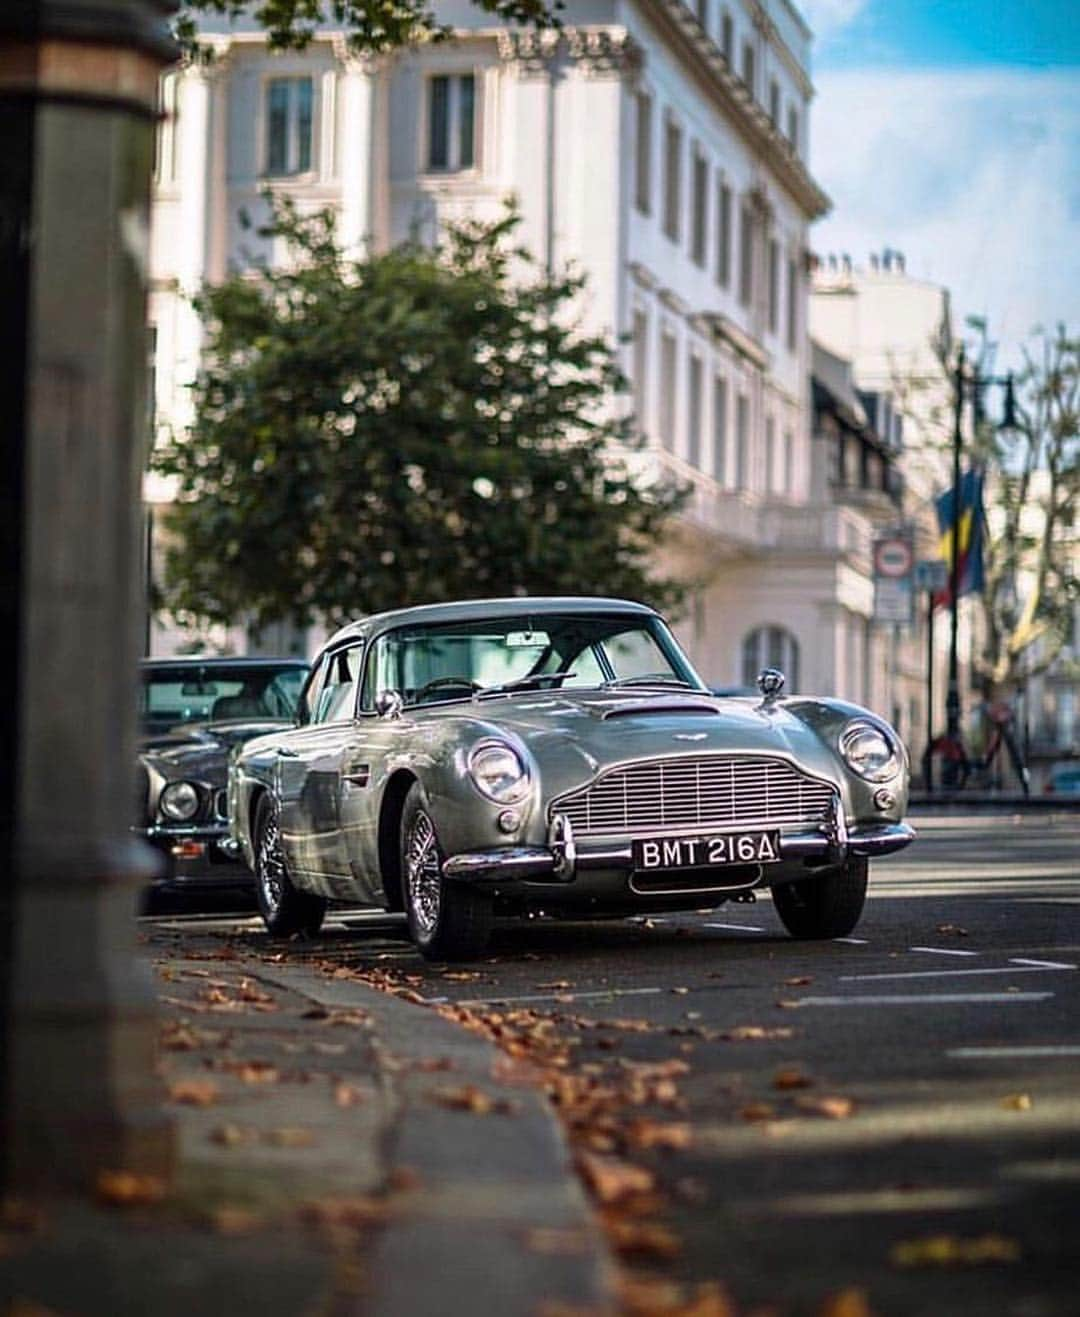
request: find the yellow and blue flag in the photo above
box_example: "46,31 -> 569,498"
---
934,468 -> 985,608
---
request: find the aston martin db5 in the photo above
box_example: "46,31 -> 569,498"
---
229,598 -> 914,958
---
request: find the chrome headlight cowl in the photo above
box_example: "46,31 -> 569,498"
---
467,741 -> 531,804
839,721 -> 901,784
159,780 -> 201,822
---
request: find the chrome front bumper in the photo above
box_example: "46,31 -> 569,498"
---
442,805 -> 915,884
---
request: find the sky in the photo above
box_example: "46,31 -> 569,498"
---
802,0 -> 1079,365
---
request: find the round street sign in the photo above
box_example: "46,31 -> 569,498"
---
873,537 -> 914,579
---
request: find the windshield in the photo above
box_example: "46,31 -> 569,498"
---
361,613 -> 704,709
139,663 -> 308,733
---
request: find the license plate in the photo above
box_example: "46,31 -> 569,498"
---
633,830 -> 781,871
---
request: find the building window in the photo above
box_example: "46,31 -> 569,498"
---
741,42 -> 755,96
716,180 -> 731,287
660,331 -> 677,449
632,310 -> 649,437
765,416 -> 775,492
769,79 -> 780,125
154,72 -> 179,185
768,238 -> 780,333
742,626 -> 800,691
735,392 -> 749,488
663,117 -> 682,242
688,353 -> 703,468
738,201 -> 754,307
427,73 -> 476,172
787,105 -> 799,151
635,92 -> 652,215
691,150 -> 708,267
786,254 -> 798,350
713,375 -> 728,483
721,11 -> 734,62
266,76 -> 314,176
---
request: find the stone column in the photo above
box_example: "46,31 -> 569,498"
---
334,39 -> 380,257
0,0 -> 176,1195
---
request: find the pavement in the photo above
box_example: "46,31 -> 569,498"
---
0,918 -> 613,1317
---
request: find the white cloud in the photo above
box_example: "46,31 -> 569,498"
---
798,0 -> 868,44
810,68 -> 1080,355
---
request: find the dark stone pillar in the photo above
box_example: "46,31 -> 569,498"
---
0,0 -> 177,1194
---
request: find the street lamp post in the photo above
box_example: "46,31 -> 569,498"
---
942,350 -> 1018,788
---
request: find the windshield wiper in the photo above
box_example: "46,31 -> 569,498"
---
476,672 -> 577,698
601,675 -> 698,690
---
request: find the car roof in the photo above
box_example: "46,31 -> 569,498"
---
323,597 -> 660,650
140,656 -> 308,671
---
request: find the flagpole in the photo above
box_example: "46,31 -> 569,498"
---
944,345 -> 965,788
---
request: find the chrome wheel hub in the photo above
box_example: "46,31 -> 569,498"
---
256,806 -> 285,914
405,808 -> 441,937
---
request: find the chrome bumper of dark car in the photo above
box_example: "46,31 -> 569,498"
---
442,814 -> 916,884
137,823 -> 230,844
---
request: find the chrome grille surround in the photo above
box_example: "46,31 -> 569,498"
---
550,755 -> 836,839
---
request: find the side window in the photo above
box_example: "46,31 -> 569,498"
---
298,655 -> 330,726
314,645 -> 363,724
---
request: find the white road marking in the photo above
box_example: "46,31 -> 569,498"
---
833,937 -> 868,945
796,992 -> 1053,1007
949,1045 -> 1080,1059
840,964 -> 1074,983
703,922 -> 767,933
910,946 -> 980,957
451,985 -> 666,1008
1010,958 -> 1077,970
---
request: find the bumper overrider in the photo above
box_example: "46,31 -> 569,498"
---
441,795 -> 915,884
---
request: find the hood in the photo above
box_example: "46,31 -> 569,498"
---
431,690 -> 844,798
139,719 -> 290,782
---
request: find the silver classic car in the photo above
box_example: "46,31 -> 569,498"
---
230,598 -> 914,958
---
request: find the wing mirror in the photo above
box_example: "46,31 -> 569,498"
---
756,668 -> 786,705
374,689 -> 404,720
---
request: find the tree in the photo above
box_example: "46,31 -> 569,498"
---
175,0 -> 560,56
152,202 -> 687,635
970,323 -> 1079,693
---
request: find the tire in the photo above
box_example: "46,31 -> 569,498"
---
253,792 -> 326,938
772,856 -> 868,940
401,783 -> 492,961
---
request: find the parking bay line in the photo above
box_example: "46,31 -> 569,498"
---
949,1044 -> 1080,1059
703,922 -> 767,933
795,992 -> 1053,1007
910,946 -> 980,957
442,986 -> 667,1008
840,962 -> 1075,983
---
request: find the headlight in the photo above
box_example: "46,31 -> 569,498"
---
467,741 -> 530,804
159,780 -> 200,821
839,721 -> 901,783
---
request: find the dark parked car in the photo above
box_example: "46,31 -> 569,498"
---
136,656 -> 308,911
230,598 -> 913,958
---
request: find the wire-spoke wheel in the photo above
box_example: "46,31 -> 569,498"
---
253,793 -> 326,938
772,855 -> 868,939
401,783 -> 492,961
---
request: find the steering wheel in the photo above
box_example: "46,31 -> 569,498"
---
413,677 -> 482,701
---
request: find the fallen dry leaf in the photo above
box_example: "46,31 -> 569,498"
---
1002,1093 -> 1033,1111
298,1195 -> 386,1230
739,1103 -> 777,1123
626,1119 -> 693,1151
576,1151 -> 655,1204
935,924 -> 969,938
334,1082 -> 368,1108
615,1276 -> 736,1317
773,1068 -> 814,1091
536,980 -> 574,990
441,970 -> 480,981
794,1094 -> 856,1120
817,1287 -> 876,1317
209,1124 -> 258,1148
604,1217 -> 682,1260
891,1234 -> 1021,1268
784,976 -> 814,986
721,1025 -> 795,1042
431,1084 -> 518,1116
265,1127 -> 316,1148
523,1226 -> 592,1256
167,1078 -> 220,1107
95,1170 -> 167,1207
207,1206 -> 263,1235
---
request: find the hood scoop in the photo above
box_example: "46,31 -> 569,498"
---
597,697 -> 720,721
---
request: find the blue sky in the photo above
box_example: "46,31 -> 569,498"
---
802,1 -> 1079,358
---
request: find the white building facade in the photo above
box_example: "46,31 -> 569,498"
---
150,1 -> 886,703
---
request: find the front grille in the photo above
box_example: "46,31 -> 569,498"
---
552,755 -> 834,839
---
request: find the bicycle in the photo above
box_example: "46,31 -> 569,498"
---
925,699 -> 1031,796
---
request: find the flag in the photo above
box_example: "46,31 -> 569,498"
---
933,468 -> 985,609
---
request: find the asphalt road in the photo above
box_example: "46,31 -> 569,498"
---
154,812 -> 1080,1316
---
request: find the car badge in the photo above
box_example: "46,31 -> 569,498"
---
673,732 -> 708,742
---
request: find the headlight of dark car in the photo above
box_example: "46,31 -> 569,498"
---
467,740 -> 531,804
159,780 -> 201,822
839,720 -> 901,783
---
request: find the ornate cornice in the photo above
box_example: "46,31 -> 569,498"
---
497,26 -> 644,79
330,33 -> 386,74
